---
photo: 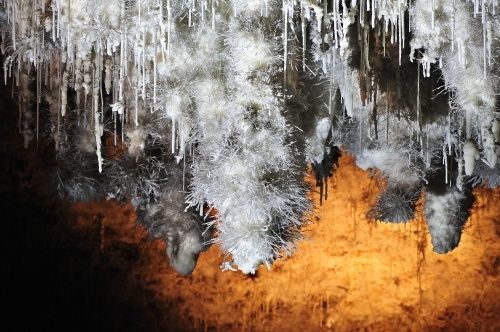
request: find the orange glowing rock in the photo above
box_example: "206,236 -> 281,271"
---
68,154 -> 500,330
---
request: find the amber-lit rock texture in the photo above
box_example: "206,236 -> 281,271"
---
68,155 -> 499,331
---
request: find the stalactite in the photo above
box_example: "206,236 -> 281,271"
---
1,0 -> 499,274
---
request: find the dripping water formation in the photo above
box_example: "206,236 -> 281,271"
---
2,1 -> 499,330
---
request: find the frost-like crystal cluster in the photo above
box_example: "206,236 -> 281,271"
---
1,0 -> 498,274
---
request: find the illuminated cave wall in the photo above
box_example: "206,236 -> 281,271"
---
54,156 -> 500,331
1,0 -> 499,277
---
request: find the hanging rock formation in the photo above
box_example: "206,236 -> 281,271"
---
1,0 -> 498,274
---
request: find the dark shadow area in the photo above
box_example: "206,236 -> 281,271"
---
0,83 -> 186,331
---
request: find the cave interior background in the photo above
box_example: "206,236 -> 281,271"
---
1,0 -> 500,330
